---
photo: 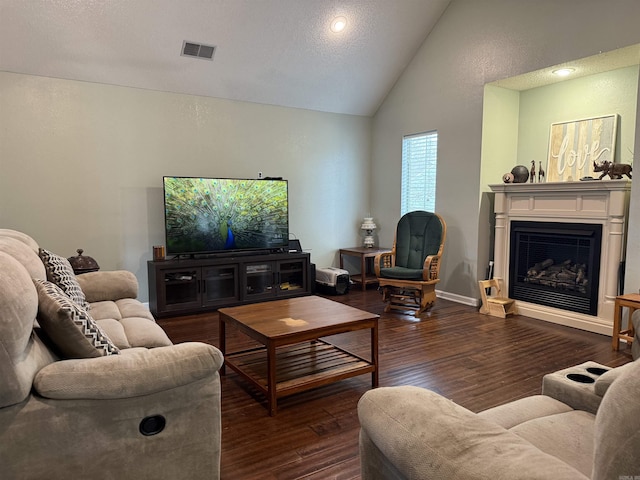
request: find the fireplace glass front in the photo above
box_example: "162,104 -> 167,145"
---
509,221 -> 602,316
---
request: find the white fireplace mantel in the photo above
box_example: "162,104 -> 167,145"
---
489,180 -> 631,335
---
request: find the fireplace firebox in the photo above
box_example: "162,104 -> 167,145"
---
509,221 -> 602,316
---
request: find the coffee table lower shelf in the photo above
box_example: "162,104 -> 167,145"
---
224,340 -> 375,406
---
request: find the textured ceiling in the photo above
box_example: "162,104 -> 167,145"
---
0,0 -> 451,116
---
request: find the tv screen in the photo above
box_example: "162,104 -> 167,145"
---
163,176 -> 289,256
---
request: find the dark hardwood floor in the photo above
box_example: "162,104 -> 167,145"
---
157,288 -> 631,480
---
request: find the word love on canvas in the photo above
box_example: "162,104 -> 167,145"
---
551,135 -> 610,174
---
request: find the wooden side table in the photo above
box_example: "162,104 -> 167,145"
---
612,293 -> 640,351
339,247 -> 391,291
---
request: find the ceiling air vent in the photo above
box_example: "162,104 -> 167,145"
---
181,41 -> 216,60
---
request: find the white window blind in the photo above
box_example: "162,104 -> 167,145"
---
401,131 -> 438,216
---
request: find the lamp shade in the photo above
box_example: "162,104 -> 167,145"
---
361,218 -> 377,231
361,217 -> 377,247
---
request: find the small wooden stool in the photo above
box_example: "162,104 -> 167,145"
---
612,293 -> 640,351
478,277 -> 517,318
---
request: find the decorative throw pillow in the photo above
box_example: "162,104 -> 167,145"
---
33,279 -> 120,358
39,247 -> 90,310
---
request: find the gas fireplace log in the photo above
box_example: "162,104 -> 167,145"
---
557,271 -> 577,280
527,258 -> 555,276
523,258 -> 589,293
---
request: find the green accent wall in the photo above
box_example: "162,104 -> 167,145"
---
482,66 -> 638,189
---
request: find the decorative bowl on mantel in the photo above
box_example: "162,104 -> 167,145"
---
510,165 -> 529,183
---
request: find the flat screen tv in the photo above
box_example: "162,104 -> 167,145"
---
163,176 -> 289,256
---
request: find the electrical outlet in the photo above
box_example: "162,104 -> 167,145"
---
258,172 -> 263,179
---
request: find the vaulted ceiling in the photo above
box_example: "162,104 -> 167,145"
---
0,0 -> 452,116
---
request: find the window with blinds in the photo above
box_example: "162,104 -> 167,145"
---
401,131 -> 438,215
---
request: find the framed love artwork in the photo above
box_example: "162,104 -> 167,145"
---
546,114 -> 618,182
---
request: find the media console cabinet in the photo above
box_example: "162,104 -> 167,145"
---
148,252 -> 311,317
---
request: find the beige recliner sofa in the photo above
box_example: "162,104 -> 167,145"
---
0,229 -> 223,479
358,360 -> 640,479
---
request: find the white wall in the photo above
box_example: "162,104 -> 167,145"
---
371,0 -> 640,301
0,72 -> 372,301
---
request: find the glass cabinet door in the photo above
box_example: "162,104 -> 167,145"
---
277,259 -> 306,295
202,265 -> 239,306
244,262 -> 276,300
161,269 -> 201,311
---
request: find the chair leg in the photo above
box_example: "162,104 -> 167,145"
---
381,286 -> 437,317
386,289 -> 411,313
416,286 -> 437,316
382,287 -> 413,314
381,287 -> 393,313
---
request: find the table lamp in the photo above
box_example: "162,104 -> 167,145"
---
361,217 -> 377,248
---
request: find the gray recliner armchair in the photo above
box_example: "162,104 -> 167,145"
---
358,360 -> 640,479
0,229 -> 223,479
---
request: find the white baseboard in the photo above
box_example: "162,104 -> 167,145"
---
436,289 -> 480,307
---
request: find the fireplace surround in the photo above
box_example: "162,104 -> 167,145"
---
490,180 -> 631,335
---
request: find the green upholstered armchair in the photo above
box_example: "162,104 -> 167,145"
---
374,211 -> 446,316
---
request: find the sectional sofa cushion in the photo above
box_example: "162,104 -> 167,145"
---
39,248 -> 90,310
34,279 -> 119,358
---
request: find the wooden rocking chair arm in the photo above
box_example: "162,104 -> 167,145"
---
422,254 -> 441,281
374,251 -> 394,277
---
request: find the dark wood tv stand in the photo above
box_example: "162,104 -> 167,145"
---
148,251 -> 311,317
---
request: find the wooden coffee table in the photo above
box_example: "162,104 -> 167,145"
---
218,295 -> 379,415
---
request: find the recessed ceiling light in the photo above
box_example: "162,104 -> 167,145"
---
552,68 -> 575,77
330,16 -> 347,33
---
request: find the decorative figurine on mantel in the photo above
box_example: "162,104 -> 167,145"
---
529,160 -> 536,183
538,161 -> 545,182
593,161 -> 632,180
